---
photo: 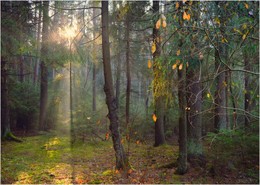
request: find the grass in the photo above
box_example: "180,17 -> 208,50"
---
1,130 -> 259,184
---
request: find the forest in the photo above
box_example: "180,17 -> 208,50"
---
1,0 -> 259,184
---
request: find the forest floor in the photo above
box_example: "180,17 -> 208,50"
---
1,131 -> 259,184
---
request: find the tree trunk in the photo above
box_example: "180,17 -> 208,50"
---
92,2 -> 98,112
186,59 -> 203,164
34,2 -> 42,84
214,47 -> 228,131
39,1 -> 49,131
125,9 -> 131,128
244,51 -> 251,127
153,0 -> 165,147
1,59 -> 11,138
101,1 -> 129,170
115,51 -> 121,110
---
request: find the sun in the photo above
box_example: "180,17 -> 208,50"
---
60,25 -> 77,40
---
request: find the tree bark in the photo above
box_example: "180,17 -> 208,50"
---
176,65 -> 188,174
92,1 -> 98,112
153,0 -> 165,147
244,51 -> 251,127
186,59 -> 203,163
39,1 -> 49,131
101,1 -> 129,170
125,8 -> 131,128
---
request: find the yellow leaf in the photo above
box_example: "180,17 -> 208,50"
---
221,37 -> 228,43
148,60 -> 152,69
179,63 -> 183,70
121,139 -> 124,144
244,3 -> 249,9
207,93 -> 210,98
151,42 -> 156,53
242,23 -> 247,30
161,14 -> 166,21
152,114 -> 157,122
242,34 -> 246,40
183,11 -> 191,21
162,20 -> 167,28
156,19 -> 161,29
215,17 -> 220,25
172,64 -> 177,70
176,49 -> 181,56
176,2 -> 179,9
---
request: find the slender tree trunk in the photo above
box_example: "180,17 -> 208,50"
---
34,2 -> 42,84
153,0 -> 165,147
1,59 -> 11,138
125,10 -> 131,128
115,51 -> 121,110
214,47 -> 228,131
244,51 -> 251,127
39,1 -> 49,131
101,1 -> 129,170
92,2 -> 98,112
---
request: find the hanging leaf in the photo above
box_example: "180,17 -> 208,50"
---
152,114 -> 157,122
172,64 -> 177,70
156,19 -> 161,29
242,34 -> 247,40
151,42 -> 156,53
176,2 -> 179,9
161,14 -> 166,21
179,63 -> 183,70
148,59 -> 152,68
244,3 -> 249,9
183,11 -> 191,21
176,49 -> 181,56
162,20 -> 167,28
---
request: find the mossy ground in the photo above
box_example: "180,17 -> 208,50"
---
1,132 -> 258,184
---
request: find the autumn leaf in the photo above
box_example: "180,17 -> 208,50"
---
162,20 -> 167,28
179,63 -> 183,70
176,2 -> 179,9
136,140 -> 140,145
207,93 -> 211,98
121,139 -> 124,144
148,60 -> 152,69
128,169 -> 133,174
215,17 -> 220,25
151,42 -> 156,53
156,19 -> 161,29
115,170 -> 119,174
176,49 -> 181,56
183,11 -> 191,21
221,37 -> 228,43
105,133 -> 109,140
152,113 -> 157,122
172,64 -> 177,70
161,14 -> 166,21
242,34 -> 246,40
244,3 -> 249,9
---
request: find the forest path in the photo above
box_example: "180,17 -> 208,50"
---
1,132 -> 257,184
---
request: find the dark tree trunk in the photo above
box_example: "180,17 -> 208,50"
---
244,51 -> 251,127
115,51 -> 121,110
214,47 -> 228,131
153,0 -> 165,147
176,65 -> 188,174
101,1 -> 129,170
186,59 -> 203,163
39,1 -> 49,131
1,59 -> 11,138
125,10 -> 131,127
